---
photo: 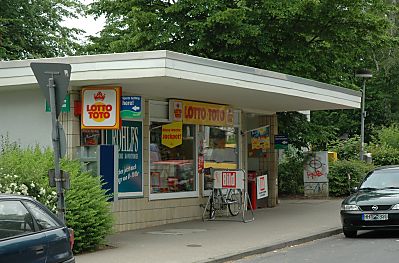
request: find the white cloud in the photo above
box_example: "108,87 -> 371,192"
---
62,0 -> 106,42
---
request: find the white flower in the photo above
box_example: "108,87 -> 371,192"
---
39,188 -> 46,195
19,184 -> 28,195
30,182 -> 35,188
13,175 -> 18,178
51,191 -> 57,195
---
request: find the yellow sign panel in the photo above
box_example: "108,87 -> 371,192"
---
170,100 -> 233,127
250,126 -> 270,152
162,122 -> 183,148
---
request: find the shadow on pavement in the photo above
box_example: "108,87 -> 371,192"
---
357,230 -> 399,239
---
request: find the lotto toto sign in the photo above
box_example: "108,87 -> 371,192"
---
81,87 -> 121,129
213,170 -> 244,190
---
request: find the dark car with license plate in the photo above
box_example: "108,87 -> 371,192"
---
0,194 -> 75,263
341,166 -> 399,238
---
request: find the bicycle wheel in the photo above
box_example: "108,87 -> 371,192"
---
209,190 -> 216,219
227,189 -> 242,216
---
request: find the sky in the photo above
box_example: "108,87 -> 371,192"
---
62,0 -> 106,42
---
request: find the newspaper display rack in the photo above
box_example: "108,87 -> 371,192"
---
202,169 -> 254,223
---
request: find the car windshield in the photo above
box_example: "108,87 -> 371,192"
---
204,148 -> 237,163
360,168 -> 399,190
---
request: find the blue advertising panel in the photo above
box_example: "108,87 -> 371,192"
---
106,120 -> 143,198
121,96 -> 142,119
99,145 -> 116,201
274,135 -> 289,150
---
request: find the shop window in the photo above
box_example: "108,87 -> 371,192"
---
150,122 -> 196,194
202,127 -> 239,190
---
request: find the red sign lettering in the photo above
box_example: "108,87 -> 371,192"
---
222,172 -> 236,188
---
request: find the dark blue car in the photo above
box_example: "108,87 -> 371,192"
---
0,194 -> 75,263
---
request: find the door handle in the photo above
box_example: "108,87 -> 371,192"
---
33,245 -> 45,255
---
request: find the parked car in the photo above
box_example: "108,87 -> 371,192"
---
340,166 -> 399,238
0,194 -> 75,263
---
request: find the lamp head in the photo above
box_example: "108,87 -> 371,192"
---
355,69 -> 372,78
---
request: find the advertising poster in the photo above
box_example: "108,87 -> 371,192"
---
213,170 -> 245,190
121,96 -> 142,119
81,87 -> 121,129
81,129 -> 101,146
250,126 -> 270,156
161,122 -> 183,148
106,120 -> 143,198
257,175 -> 268,199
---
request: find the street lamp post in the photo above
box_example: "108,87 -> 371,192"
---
355,69 -> 372,161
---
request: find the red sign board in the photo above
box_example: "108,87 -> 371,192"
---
222,172 -> 236,188
259,176 -> 265,191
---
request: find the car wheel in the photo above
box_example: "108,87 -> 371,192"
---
343,228 -> 357,238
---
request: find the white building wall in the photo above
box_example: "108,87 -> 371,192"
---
0,89 -> 52,148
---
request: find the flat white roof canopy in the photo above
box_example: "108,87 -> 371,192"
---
0,50 -> 360,113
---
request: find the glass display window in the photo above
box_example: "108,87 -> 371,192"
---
202,126 -> 239,191
150,122 -> 196,197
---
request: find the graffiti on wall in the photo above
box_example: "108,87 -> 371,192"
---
303,151 -> 329,197
303,151 -> 328,183
304,182 -> 328,196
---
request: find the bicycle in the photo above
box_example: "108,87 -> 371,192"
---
201,168 -> 254,223
207,188 -> 243,219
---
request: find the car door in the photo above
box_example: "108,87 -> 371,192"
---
0,200 -> 47,263
23,200 -> 73,263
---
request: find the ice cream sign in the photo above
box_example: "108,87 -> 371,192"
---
81,87 -> 121,129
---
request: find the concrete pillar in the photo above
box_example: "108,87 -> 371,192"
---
259,114 -> 278,207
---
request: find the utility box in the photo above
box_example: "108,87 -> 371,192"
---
304,151 -> 329,198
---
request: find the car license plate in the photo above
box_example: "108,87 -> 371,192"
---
362,214 -> 389,221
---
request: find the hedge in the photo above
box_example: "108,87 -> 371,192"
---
328,159 -> 374,197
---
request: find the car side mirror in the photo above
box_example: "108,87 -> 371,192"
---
350,187 -> 358,193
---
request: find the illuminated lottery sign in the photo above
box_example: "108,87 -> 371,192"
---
81,87 -> 121,129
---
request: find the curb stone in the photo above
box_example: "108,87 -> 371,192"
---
200,228 -> 342,263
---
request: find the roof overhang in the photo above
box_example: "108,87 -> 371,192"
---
0,50 -> 360,113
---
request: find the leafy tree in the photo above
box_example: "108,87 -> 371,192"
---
87,0 -> 399,148
0,0 -> 84,60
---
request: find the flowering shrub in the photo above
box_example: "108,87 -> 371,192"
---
0,140 -> 113,254
0,168 -> 57,211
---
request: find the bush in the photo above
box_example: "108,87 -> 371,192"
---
278,147 -> 304,195
368,145 -> 399,166
368,126 -> 399,166
328,136 -> 360,161
62,160 -> 113,253
328,160 -> 374,197
0,142 -> 113,254
373,125 -> 399,149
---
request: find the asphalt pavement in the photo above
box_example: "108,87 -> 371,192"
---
234,231 -> 399,263
76,198 -> 343,263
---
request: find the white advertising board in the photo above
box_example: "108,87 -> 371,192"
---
213,170 -> 245,190
257,174 -> 268,199
303,151 -> 329,183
